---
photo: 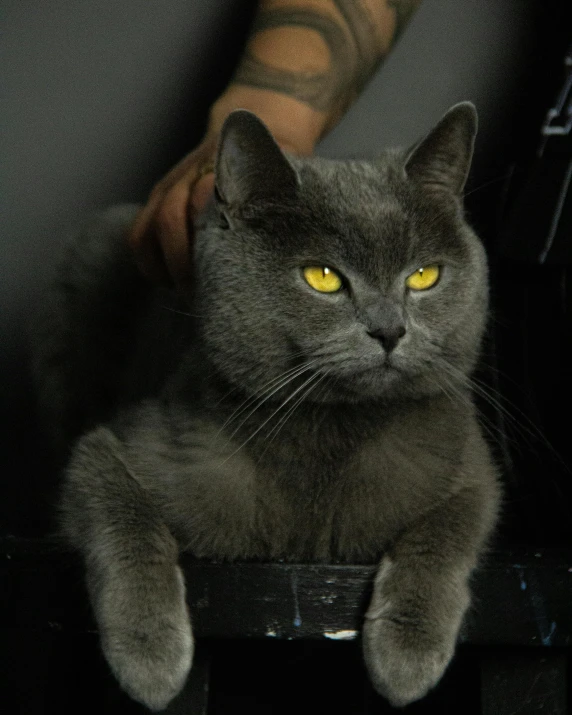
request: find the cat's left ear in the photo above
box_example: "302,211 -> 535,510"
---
214,110 -> 299,220
405,102 -> 477,196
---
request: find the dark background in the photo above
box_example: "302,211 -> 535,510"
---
2,1 -> 572,712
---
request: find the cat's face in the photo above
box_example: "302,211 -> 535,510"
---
195,105 -> 488,404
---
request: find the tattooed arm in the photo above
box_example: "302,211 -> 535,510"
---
228,0 -> 421,131
129,0 -> 422,292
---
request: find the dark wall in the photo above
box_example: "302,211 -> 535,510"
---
2,0 -> 256,535
2,0 -> 568,537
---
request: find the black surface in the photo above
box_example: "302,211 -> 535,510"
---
2,538 -> 571,714
2,538 -> 571,646
480,649 -> 569,715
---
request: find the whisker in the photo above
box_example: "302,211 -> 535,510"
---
259,371 -> 330,459
468,376 -> 568,470
161,305 -> 203,319
462,171 -> 512,200
436,369 -> 505,449
210,349 -> 313,409
218,371 -> 322,465
446,360 -> 545,443
423,351 -> 510,451
436,356 -> 568,472
219,359 -> 321,440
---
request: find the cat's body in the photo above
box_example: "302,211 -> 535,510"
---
34,105 -> 500,710
102,375 -> 489,565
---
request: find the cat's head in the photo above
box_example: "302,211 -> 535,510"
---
194,104 -> 487,404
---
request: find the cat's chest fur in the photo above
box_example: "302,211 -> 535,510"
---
121,395 -> 466,563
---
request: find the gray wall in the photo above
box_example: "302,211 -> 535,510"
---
2,0 -> 538,534
320,0 -> 535,163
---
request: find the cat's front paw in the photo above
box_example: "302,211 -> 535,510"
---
97,566 -> 194,711
362,556 -> 470,707
362,610 -> 456,708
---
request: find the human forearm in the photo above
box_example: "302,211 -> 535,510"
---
129,0 -> 423,290
208,0 -> 424,151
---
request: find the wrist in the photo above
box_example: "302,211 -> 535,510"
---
208,84 -> 328,156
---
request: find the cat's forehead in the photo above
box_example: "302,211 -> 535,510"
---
294,157 -> 463,277
298,158 -> 405,229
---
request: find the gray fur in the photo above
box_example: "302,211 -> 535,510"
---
33,103 -> 500,709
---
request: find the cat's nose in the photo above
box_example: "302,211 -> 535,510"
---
368,324 -> 406,353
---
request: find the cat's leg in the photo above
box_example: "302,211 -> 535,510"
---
62,425 -> 193,711
363,475 -> 499,707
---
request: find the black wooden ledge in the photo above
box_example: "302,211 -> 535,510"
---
2,537 -> 571,646
2,537 -> 571,714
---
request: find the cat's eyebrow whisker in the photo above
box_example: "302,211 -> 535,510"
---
218,371 -> 322,466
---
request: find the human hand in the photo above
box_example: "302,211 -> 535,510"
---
128,0 -> 422,298
128,86 -> 324,298
128,135 -> 218,296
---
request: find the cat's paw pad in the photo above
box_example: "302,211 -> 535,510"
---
102,610 -> 194,711
362,612 -> 455,708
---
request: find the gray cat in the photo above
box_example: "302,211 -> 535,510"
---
33,103 -> 500,710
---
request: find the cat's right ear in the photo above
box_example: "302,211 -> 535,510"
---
214,110 -> 299,224
405,102 -> 478,196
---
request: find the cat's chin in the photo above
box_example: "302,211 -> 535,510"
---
348,368 -> 403,400
313,364 -> 440,405
310,364 -> 406,403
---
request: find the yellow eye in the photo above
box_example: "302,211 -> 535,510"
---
303,266 -> 343,293
405,265 -> 440,291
